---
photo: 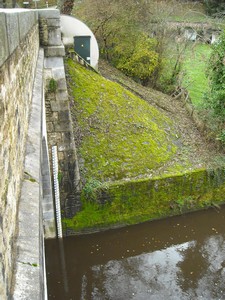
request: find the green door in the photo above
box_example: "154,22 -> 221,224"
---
74,36 -> 91,64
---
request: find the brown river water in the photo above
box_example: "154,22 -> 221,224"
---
45,206 -> 225,300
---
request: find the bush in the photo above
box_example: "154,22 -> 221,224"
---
205,31 -> 225,118
203,0 -> 225,16
205,31 -> 225,141
114,34 -> 159,85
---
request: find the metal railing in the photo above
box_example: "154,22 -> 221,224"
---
67,49 -> 99,74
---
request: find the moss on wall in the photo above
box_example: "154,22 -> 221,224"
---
63,168 -> 225,232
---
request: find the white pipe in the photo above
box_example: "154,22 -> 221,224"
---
52,146 -> 63,238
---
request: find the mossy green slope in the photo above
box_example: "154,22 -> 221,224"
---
64,58 -> 225,233
67,58 -> 179,182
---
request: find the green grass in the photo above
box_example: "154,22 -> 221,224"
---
66,58 -> 179,183
64,57 -> 225,233
182,43 -> 212,107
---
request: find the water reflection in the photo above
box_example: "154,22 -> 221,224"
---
45,206 -> 225,299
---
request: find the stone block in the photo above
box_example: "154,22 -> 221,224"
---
33,10 -> 39,22
18,11 -> 36,41
44,56 -> 64,68
48,111 -> 58,122
48,132 -> 61,142
58,143 -> 71,151
57,78 -> 67,91
46,121 -> 54,132
58,110 -> 69,121
0,13 -> 9,67
44,45 -> 65,57
43,210 -> 55,220
52,66 -> 66,80
54,121 -> 70,132
5,13 -> 19,55
56,90 -> 68,101
43,187 -> 52,197
46,18 -> 60,28
48,27 -> 62,46
37,8 -> 60,19
61,131 -> 71,144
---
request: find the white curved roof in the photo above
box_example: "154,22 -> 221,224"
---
60,15 -> 99,69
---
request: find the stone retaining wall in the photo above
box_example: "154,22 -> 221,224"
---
39,9 -> 81,221
0,9 -> 40,298
64,167 -> 225,235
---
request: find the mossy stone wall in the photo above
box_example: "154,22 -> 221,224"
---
101,168 -> 225,212
64,168 -> 225,234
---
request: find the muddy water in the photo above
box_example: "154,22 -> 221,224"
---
45,206 -> 225,300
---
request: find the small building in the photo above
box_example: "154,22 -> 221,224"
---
60,15 -> 99,70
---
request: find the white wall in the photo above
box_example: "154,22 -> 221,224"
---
60,15 -> 99,69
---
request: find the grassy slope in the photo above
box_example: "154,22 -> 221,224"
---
67,58 -> 179,183
64,58 -> 225,232
182,43 -> 212,107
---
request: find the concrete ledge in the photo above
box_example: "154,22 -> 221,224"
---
13,49 -> 47,300
18,10 -> 37,41
0,9 -> 38,67
38,8 -> 60,19
5,12 -> 19,55
44,45 -> 65,57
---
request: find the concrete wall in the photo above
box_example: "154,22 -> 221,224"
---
60,15 -> 99,69
0,9 -> 40,298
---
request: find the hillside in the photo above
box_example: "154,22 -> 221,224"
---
63,58 -> 225,232
98,59 -> 223,163
66,58 -> 223,185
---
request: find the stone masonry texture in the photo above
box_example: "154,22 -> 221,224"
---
0,12 -> 39,298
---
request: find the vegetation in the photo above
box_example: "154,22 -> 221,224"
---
66,58 -> 179,182
182,43 -> 212,107
48,78 -> 57,93
64,58 -> 225,232
204,31 -> 225,142
72,0 -> 206,89
63,167 -> 225,232
62,1 -> 225,233
203,0 -> 225,16
72,0 -> 225,95
114,34 -> 159,85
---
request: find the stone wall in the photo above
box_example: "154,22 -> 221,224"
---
0,7 -> 81,298
64,168 -> 225,235
39,9 -> 81,221
12,48 -> 48,300
0,9 -> 39,299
